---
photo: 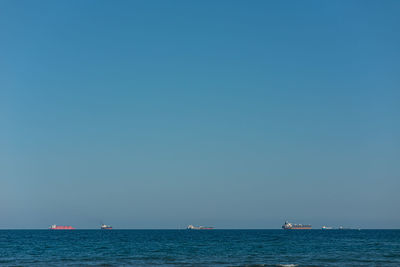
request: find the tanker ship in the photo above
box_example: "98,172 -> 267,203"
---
49,224 -> 75,230
187,225 -> 214,230
282,221 -> 311,230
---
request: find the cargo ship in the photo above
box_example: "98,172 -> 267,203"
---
282,221 -> 311,230
187,225 -> 214,230
49,224 -> 75,230
101,224 -> 112,230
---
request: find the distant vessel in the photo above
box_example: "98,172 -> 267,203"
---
322,226 -> 333,230
282,221 -> 311,230
49,224 -> 75,230
101,224 -> 112,230
187,225 -> 214,230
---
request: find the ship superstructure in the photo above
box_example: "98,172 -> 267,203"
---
282,221 -> 311,230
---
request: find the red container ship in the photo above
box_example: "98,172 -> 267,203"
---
282,221 -> 311,230
49,224 -> 75,230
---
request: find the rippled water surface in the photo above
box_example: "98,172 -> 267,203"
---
0,230 -> 399,266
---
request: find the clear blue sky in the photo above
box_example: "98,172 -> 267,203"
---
1,0 -> 399,229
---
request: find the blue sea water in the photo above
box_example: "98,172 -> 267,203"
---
0,230 -> 399,266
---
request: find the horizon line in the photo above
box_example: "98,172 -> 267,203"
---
1,228 -> 399,230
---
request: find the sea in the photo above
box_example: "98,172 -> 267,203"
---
0,229 -> 399,266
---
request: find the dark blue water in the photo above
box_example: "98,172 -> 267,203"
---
1,230 -> 399,266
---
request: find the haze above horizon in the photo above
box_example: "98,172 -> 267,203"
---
1,0 -> 399,229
